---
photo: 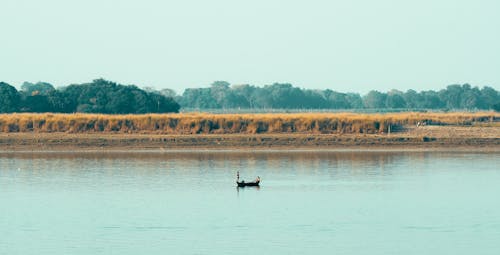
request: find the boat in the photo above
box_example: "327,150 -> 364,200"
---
237,180 -> 260,187
236,171 -> 260,187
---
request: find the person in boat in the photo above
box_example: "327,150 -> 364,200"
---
236,171 -> 242,183
237,172 -> 260,184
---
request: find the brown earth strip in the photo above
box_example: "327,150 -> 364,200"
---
1,125 -> 499,151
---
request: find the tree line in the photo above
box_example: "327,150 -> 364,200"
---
1,79 -> 499,113
0,79 -> 180,113
178,81 -> 500,111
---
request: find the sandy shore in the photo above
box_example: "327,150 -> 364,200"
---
0,125 -> 498,151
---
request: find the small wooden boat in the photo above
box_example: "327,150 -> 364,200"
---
236,180 -> 260,187
236,171 -> 260,187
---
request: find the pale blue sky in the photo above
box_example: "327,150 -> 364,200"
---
1,0 -> 499,94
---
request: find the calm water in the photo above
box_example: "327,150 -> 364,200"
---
0,150 -> 499,254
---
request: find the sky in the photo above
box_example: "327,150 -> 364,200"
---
1,0 -> 499,94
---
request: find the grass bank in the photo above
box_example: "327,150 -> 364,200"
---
0,112 -> 498,134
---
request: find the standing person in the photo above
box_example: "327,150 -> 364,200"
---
237,171 -> 244,183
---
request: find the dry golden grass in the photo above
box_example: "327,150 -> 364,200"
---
0,112 -> 498,134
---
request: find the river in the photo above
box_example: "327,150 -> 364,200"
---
1,150 -> 499,254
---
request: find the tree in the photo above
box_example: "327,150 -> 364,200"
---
251,87 -> 273,108
159,88 -> 177,98
385,90 -> 407,108
460,86 -> 484,109
156,94 -> 180,113
60,79 -> 180,113
480,86 -> 499,110
420,90 -> 445,109
2,78 -> 498,112
0,82 -> 21,113
46,90 -> 73,113
210,81 -> 231,108
439,84 -> 464,109
231,84 -> 255,108
363,90 -> 387,108
493,103 -> 500,112
345,93 -> 363,108
21,95 -> 52,112
105,87 -> 133,114
324,90 -> 350,109
21,82 -> 55,96
403,89 -> 422,108
302,89 -> 329,109
263,83 -> 306,108
181,88 -> 219,109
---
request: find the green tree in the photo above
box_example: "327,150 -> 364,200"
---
480,86 -> 499,110
324,90 -> 350,109
420,90 -> 445,109
403,89 -> 422,108
363,90 -> 387,108
264,83 -> 305,108
210,81 -> 232,108
493,103 -> 500,112
21,82 -> 55,96
251,87 -> 273,108
385,90 -> 407,108
181,88 -> 219,109
21,95 -> 52,112
61,79 -> 180,113
0,82 -> 21,113
439,84 -> 464,109
159,88 -> 177,98
345,93 -> 363,108
231,84 -> 255,108
46,90 -> 72,113
302,90 -> 328,109
460,86 -> 484,109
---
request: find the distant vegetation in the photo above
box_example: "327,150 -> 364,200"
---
178,81 -> 499,111
0,112 -> 497,134
1,79 -> 499,113
0,79 -> 180,114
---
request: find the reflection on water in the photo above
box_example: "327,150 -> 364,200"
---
0,150 -> 499,255
1,150 -> 496,190
2,150 -> 493,178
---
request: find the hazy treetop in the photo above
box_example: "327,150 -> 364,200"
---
1,0 -> 499,93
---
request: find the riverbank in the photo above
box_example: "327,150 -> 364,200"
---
1,112 -> 498,134
1,125 -> 498,151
